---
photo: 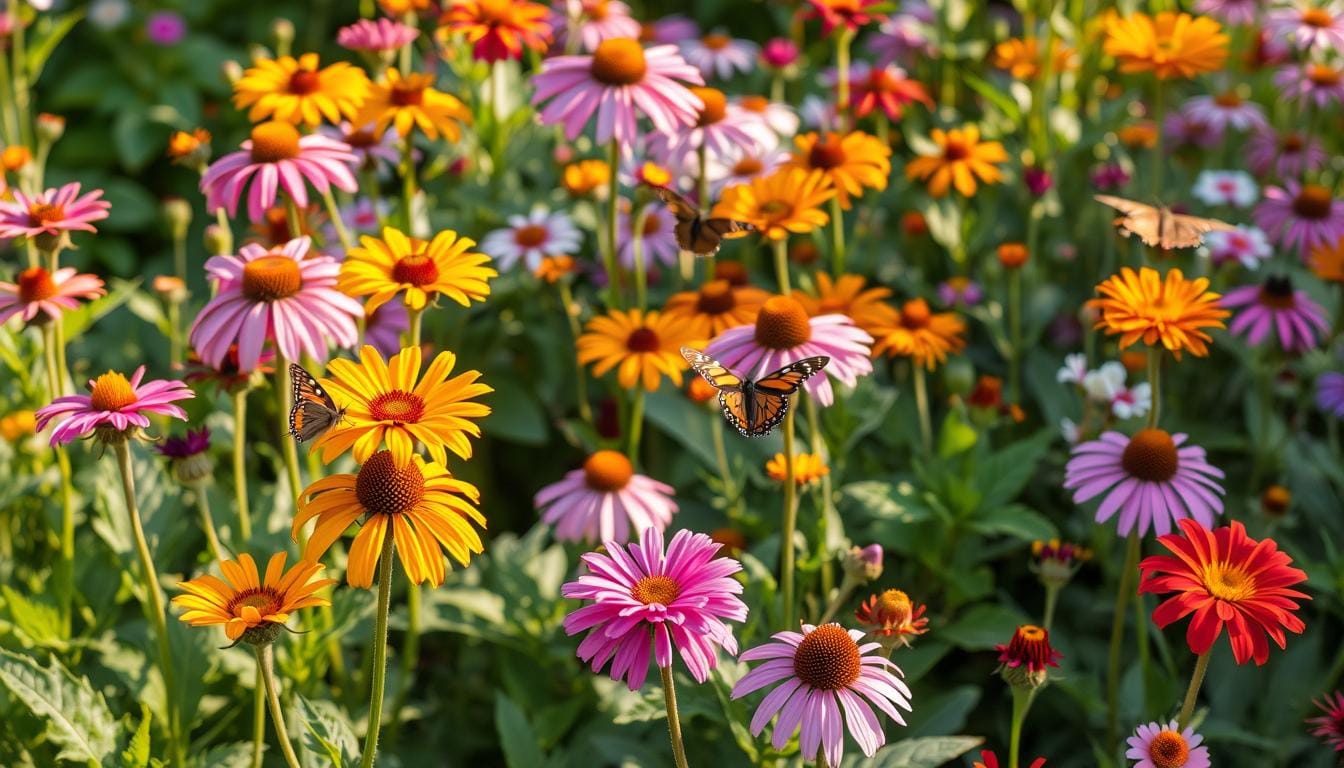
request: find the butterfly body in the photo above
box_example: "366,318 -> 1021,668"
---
288,363 -> 348,443
650,185 -> 754,255
681,347 -> 829,437
1094,194 -> 1235,249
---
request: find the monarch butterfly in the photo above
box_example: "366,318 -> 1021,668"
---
681,347 -> 830,438
650,185 -> 755,256
287,363 -> 348,443
1094,195 -> 1235,249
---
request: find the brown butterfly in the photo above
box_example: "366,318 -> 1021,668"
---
1094,195 -> 1236,249
649,186 -> 754,256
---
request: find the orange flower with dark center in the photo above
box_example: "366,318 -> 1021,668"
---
784,131 -> 891,209
905,125 -> 1008,197
792,272 -> 893,336
576,309 -> 700,391
1090,267 -> 1229,359
854,589 -> 929,641
870,298 -> 966,369
663,279 -> 769,337
173,552 -> 335,642
1104,11 -> 1228,80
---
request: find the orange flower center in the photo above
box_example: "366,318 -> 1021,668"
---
369,389 -> 425,424
642,210 -> 664,234
590,38 -> 647,86
943,138 -> 970,161
514,224 -> 549,248
739,95 -> 769,113
583,449 -> 633,491
288,68 -> 321,95
808,136 -> 847,170
1308,64 -> 1342,86
1301,7 -> 1334,27
754,296 -> 812,349
1120,428 -> 1179,482
89,371 -> 137,412
1293,184 -> 1333,220
1148,729 -> 1191,768
732,157 -> 764,176
631,574 -> 680,605
242,255 -> 303,301
697,280 -> 737,314
391,76 -> 430,107
27,202 -> 66,227
792,624 -> 861,690
692,86 -> 727,126
226,587 -> 283,617
875,589 -> 913,624
585,0 -> 610,20
1204,561 -> 1256,602
16,266 -> 57,303
702,33 -> 731,50
1213,91 -> 1242,108
392,251 -> 441,287
900,298 -> 932,329
355,450 -> 426,516
250,121 -> 302,163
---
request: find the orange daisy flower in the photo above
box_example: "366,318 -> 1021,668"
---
356,68 -> 472,140
440,0 -> 552,63
172,552 -> 335,643
904,125 -> 1008,198
782,131 -> 891,209
576,309 -> 700,391
233,53 -> 371,127
712,168 -> 835,241
1309,236 -> 1344,283
991,37 -> 1077,80
869,298 -> 966,369
765,452 -> 830,485
662,279 -> 769,337
854,589 -> 929,645
1090,267 -> 1229,359
1104,11 -> 1229,80
792,272 -> 893,337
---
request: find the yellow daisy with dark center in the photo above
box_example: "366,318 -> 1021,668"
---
173,552 -> 336,644
339,226 -> 496,314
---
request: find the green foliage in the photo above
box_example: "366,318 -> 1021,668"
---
0,649 -> 117,764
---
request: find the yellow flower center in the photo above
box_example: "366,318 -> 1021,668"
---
875,589 -> 913,624
1213,91 -> 1242,108
1308,64 -> 1342,86
732,157 -> 763,176
808,136 -> 847,170
583,449 -> 634,492
792,624 -> 861,690
754,296 -> 812,349
631,574 -> 680,605
227,588 -> 283,617
513,224 -> 549,248
590,39 -> 647,86
702,33 -> 731,50
242,255 -> 303,301
288,68 -> 321,95
1120,428 -> 1179,482
1148,730 -> 1191,768
250,120 -> 302,164
739,95 -> 769,113
586,0 -> 611,20
1301,7 -> 1334,27
355,450 -> 426,516
369,389 -> 425,424
89,371 -> 137,412
696,280 -> 737,314
626,326 -> 661,352
1293,184 -> 1333,220
27,202 -> 66,227
391,75 -> 431,107
16,266 -> 57,303
692,86 -> 727,126
1204,561 -> 1255,602
391,251 -> 441,287
899,298 -> 932,329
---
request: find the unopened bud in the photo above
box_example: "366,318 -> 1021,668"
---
36,113 -> 65,144
204,223 -> 233,256
162,197 -> 193,240
221,59 -> 244,85
842,544 -> 884,583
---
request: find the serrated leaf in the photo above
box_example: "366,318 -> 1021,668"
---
295,695 -> 358,768
0,648 -> 116,764
119,703 -> 152,768
2,584 -> 66,650
495,693 -> 545,768
198,743 -> 254,768
843,735 -> 984,767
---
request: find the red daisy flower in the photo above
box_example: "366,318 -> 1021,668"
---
1308,690 -> 1344,751
1139,518 -> 1309,666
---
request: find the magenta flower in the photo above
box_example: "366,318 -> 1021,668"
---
645,14 -> 700,45
1223,276 -> 1329,351
936,277 -> 983,308
732,623 -> 913,763
1181,93 -> 1268,133
0,266 -> 105,324
1266,2 -> 1344,53
0,182 -> 110,242
1275,62 -> 1344,108
1309,690 -> 1344,750
1126,721 -> 1210,768
1162,108 -> 1224,152
155,426 -> 210,459
761,37 -> 800,69
1194,0 -> 1260,25
145,10 -> 186,46
551,0 -> 641,52
1253,181 -> 1344,257
337,18 -> 419,52
535,449 -> 678,543
201,120 -> 357,223
705,296 -> 873,407
1203,226 -> 1272,269
36,366 -> 193,445
532,38 -> 703,146
188,236 -> 362,372
1091,163 -> 1131,191
618,202 -> 680,269
1247,130 -> 1326,179
1065,429 -> 1226,537
1319,372 -> 1344,418
561,527 -> 747,690
679,32 -> 758,80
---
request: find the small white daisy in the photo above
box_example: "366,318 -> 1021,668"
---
1111,382 -> 1152,420
479,206 -> 583,273
1203,225 -> 1273,269
1056,352 -> 1089,385
1192,169 -> 1258,208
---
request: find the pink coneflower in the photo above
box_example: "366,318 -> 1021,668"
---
0,182 -> 110,242
337,17 -> 419,52
679,32 -> 757,80
1162,108 -> 1224,153
619,201 -> 680,269
1319,372 -> 1344,417
936,277 -> 982,307
188,236 -> 361,372
0,266 -> 105,325
36,366 -> 193,445
319,121 -> 401,172
709,146 -> 790,195
561,527 -> 747,690
641,14 -> 699,45
1222,275 -> 1330,351
1065,429 -> 1226,537
1194,0 -> 1260,25
532,38 -> 703,147
1248,130 -> 1326,179
1203,226 -> 1273,269
1191,169 -> 1257,208
865,11 -> 933,67
553,0 -> 641,52
1091,162 -> 1131,191
1266,1 -> 1344,53
705,295 -> 873,407
1126,721 -> 1210,768
731,623 -> 914,763
1182,91 -> 1268,133
363,299 -> 409,358
1275,61 -> 1344,107
841,61 -> 932,121
1254,181 -> 1344,257
535,450 -> 679,543
201,120 -> 357,223
145,10 -> 186,46
645,86 -> 760,169
479,206 -> 583,272
1309,691 -> 1344,750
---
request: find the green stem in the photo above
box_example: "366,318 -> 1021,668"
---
829,197 -> 846,276
322,188 -> 354,252
114,441 -> 184,768
781,408 -> 798,629
1009,266 -> 1023,404
359,533 -> 396,768
284,196 -> 303,242
1008,687 -> 1035,768
804,393 -> 834,597
12,13 -> 31,151
1150,81 -> 1164,206
772,239 -> 791,295
605,139 -> 623,308
1042,585 -> 1060,634
1147,347 -> 1161,429
0,32 -> 18,147
251,671 -> 265,768
1106,532 -> 1142,753
406,305 -> 423,349
632,204 -> 648,312
42,324 -> 74,632
711,411 -> 738,518
276,355 -> 303,500
167,301 -> 182,373
627,388 -> 645,465
256,643 -> 303,768
558,279 -> 593,426
401,136 -> 416,233
913,364 -> 932,454
232,389 -> 253,543
388,581 -> 421,745
836,29 -> 853,131
1176,652 -> 1210,731
818,575 -> 858,625
196,486 -> 227,563
660,665 -> 690,768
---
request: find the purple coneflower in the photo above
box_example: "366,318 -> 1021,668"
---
1319,372 -> 1344,417
680,32 -> 758,80
36,366 -> 193,445
319,122 -> 401,172
363,299 -> 409,359
1223,275 -> 1329,351
1247,130 -> 1326,178
618,201 -> 681,269
1126,721 -> 1211,768
1254,181 -> 1344,257
551,0 -> 641,52
1276,61 -> 1344,107
201,121 -> 357,223
936,277 -> 983,307
337,17 -> 419,52
1194,0 -> 1261,25
0,267 -> 105,324
1203,226 -> 1272,269
0,182 -> 110,242
1266,1 -> 1344,53
1182,92 -> 1268,133
535,450 -> 678,543
642,14 -> 700,44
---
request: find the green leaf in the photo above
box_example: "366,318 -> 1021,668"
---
937,604 -> 1028,651
198,743 -> 255,768
969,504 -> 1058,542
0,648 -> 117,764
112,110 -> 162,173
974,429 -> 1054,510
494,693 -> 545,768
843,735 -> 984,767
62,278 -> 140,339
2,585 -> 66,650
963,73 -> 1022,122
98,179 -> 158,233
26,10 -> 85,80
296,695 -> 358,768
119,704 -> 152,768
840,481 -> 930,524
481,376 -> 548,445
937,412 -> 978,458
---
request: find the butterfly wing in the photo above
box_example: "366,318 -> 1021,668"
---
651,185 -> 700,220
1162,213 -> 1237,249
1095,195 -> 1164,246
718,390 -> 751,436
695,218 -> 754,255
753,356 -> 831,395
288,363 -> 341,443
680,347 -> 743,391
743,389 -> 790,437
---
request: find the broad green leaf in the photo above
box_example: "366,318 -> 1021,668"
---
482,375 -> 548,445
2,585 -> 66,650
296,695 -> 358,768
937,412 -> 978,458
842,735 -> 984,767
198,743 -> 254,768
495,693 -> 545,768
974,429 -> 1054,510
0,648 -> 116,764
963,73 -> 1022,123
26,11 -> 85,80
937,604 -> 1028,651
969,504 -> 1058,542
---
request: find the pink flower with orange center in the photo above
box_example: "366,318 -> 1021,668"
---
36,366 -> 194,445
0,182 -> 110,243
201,120 -> 357,223
0,266 -> 105,324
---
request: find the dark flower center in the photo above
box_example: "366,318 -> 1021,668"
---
288,68 -> 321,95
1292,184 -> 1332,220
392,251 -> 441,287
626,327 -> 661,352
355,450 -> 426,516
242,255 -> 303,301
792,624 -> 861,690
368,389 -> 425,424
1120,428 -> 1179,482
696,280 -> 737,314
754,296 -> 812,349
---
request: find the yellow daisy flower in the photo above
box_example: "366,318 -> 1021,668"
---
172,552 -> 335,642
904,125 -> 1009,198
792,272 -> 894,338
314,344 -> 492,468
712,168 -> 835,241
338,226 -> 496,314
576,309 -> 700,391
1089,267 -> 1228,359
662,279 -> 769,337
783,131 -> 891,209
357,68 -> 472,140
1104,11 -> 1228,80
765,452 -> 830,486
232,53 -> 371,127
870,298 -> 967,369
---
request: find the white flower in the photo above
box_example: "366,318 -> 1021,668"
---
1111,382 -> 1152,420
1082,362 -> 1126,403
1056,353 -> 1089,385
1202,226 -> 1273,269
479,206 -> 583,273
799,94 -> 837,132
1060,417 -> 1080,444
1192,170 -> 1258,208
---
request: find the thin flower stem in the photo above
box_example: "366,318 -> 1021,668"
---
659,665 -> 690,768
251,671 -> 266,768
275,355 -> 303,501
214,208 -> 234,254
804,392 -> 835,597
359,534 -> 396,768
114,440 -> 185,768
1150,80 -> 1164,207
772,239 -> 791,295
605,139 -> 624,309
627,388 -> 645,465
284,196 -> 303,242
558,279 -> 593,425
256,643 -> 303,768
835,28 -> 853,132
1009,266 -> 1023,404
913,365 -> 932,454
781,407 -> 798,629
232,389 -> 253,543
696,141 -> 711,281
41,324 -> 75,632
632,204 -> 648,312
829,197 -> 846,276
0,36 -> 18,147
1106,531 -> 1142,753
401,136 -> 417,234
1176,652 -> 1210,731
196,486 -> 227,563
12,15 -> 31,150
817,574 -> 857,625
388,581 -> 421,746
167,300 -> 182,372
1008,687 -> 1036,768
406,305 -> 423,349
1147,347 -> 1161,429
1042,585 -> 1060,634
322,188 -> 355,252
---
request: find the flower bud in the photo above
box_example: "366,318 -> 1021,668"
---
35,113 -> 65,145
153,275 -> 189,305
995,624 -> 1061,691
204,223 -> 234,256
162,197 -> 193,241
1030,539 -> 1091,589
221,59 -> 244,85
271,18 -> 295,51
842,544 -> 884,583
941,357 -> 976,398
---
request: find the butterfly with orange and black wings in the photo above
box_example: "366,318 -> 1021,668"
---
287,363 -> 349,443
681,347 -> 829,437
1094,195 -> 1236,249
649,185 -> 755,256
